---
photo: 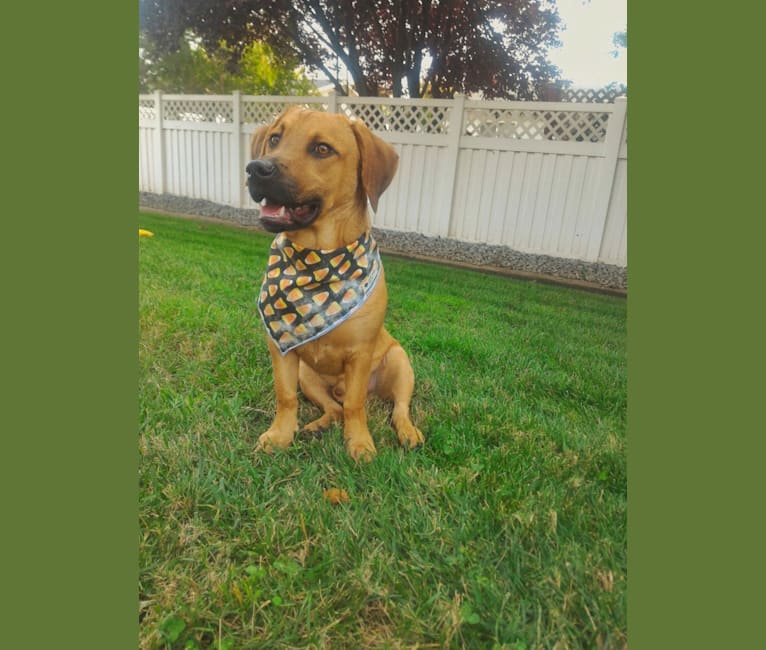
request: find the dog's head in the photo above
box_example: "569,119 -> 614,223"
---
246,107 -> 399,233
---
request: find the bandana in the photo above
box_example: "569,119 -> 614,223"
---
257,231 -> 382,355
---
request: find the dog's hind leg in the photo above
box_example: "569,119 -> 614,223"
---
374,343 -> 424,449
299,362 -> 344,436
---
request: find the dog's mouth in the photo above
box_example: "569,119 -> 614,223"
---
257,198 -> 322,232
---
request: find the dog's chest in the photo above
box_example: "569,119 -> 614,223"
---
296,337 -> 346,375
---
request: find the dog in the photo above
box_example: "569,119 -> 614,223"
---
246,106 -> 424,461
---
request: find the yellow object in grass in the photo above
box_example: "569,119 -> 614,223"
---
323,488 -> 350,504
139,229 -> 154,238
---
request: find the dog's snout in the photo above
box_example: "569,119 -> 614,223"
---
247,159 -> 277,178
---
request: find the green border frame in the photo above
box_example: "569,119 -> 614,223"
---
628,3 -> 762,649
4,3 -> 137,648
4,2 -> 761,648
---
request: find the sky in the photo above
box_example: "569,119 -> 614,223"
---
548,0 -> 627,88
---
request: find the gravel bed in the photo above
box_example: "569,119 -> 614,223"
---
140,192 -> 627,290
140,192 -> 263,227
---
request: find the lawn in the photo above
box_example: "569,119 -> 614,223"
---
139,211 -> 627,649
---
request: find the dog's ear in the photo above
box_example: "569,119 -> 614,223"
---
250,123 -> 270,160
350,120 -> 399,212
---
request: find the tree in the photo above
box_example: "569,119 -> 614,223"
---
139,30 -> 317,95
139,0 -> 563,99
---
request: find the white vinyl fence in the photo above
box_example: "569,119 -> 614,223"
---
139,92 -> 627,266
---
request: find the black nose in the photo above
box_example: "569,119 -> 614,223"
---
246,159 -> 277,178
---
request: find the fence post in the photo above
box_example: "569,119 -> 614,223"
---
231,90 -> 243,208
153,90 -> 165,194
585,96 -> 627,262
327,90 -> 337,114
440,92 -> 466,238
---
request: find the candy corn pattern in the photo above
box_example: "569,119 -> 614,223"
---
257,231 -> 382,354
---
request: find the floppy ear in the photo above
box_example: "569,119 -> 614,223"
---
250,123 -> 270,160
350,119 -> 399,212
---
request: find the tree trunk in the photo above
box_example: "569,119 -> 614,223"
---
407,49 -> 423,98
392,75 -> 403,98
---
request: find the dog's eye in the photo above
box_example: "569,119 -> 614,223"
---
312,143 -> 334,158
268,133 -> 281,148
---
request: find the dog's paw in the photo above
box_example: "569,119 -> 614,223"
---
255,429 -> 294,453
397,423 -> 425,450
346,437 -> 377,463
301,414 -> 340,439
299,425 -> 324,440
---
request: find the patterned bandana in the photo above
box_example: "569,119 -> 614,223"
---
257,231 -> 382,355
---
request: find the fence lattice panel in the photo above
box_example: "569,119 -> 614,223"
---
139,98 -> 156,120
339,102 -> 451,134
162,98 -> 234,123
463,107 -> 610,142
242,99 -> 329,125
562,85 -> 627,104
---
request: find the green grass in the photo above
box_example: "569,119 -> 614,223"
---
139,211 -> 627,649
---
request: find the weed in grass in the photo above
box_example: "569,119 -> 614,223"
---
139,212 -> 627,649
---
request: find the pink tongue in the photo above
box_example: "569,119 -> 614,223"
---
260,202 -> 286,218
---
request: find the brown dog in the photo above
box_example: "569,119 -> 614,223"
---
246,107 -> 424,461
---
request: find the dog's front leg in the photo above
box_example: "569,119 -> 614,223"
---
256,341 -> 299,453
342,349 -> 377,462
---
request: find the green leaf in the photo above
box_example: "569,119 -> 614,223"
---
460,603 -> 480,625
274,558 -> 300,577
159,615 -> 186,643
244,565 -> 265,578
